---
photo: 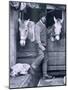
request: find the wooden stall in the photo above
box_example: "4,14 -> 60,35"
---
10,3 -> 66,75
9,3 -> 66,88
46,5 -> 66,76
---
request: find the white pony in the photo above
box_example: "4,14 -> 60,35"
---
18,18 -> 46,51
49,16 -> 63,41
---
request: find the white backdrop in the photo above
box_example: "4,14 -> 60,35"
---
0,0 -> 68,90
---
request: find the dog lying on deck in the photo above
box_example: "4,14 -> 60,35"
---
10,63 -> 30,77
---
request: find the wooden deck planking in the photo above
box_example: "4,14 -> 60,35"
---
38,77 -> 65,87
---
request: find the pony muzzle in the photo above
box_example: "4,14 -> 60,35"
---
20,40 -> 26,46
55,35 -> 60,40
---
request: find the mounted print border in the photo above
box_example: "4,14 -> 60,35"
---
9,1 -> 66,89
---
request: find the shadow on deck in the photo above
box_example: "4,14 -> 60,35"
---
10,68 -> 66,89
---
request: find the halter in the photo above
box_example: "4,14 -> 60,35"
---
50,24 -> 61,37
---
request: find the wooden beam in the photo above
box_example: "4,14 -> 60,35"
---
9,8 -> 18,67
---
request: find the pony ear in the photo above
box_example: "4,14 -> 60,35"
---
60,19 -> 63,23
54,16 -> 57,22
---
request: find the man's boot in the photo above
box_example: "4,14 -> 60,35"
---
42,53 -> 53,79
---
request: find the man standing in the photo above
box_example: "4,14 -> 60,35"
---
30,16 -> 52,79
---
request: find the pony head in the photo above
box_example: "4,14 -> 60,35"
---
18,18 -> 30,46
54,16 -> 63,41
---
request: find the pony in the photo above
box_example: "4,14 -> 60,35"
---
18,18 -> 35,45
18,18 -> 46,51
48,16 -> 63,42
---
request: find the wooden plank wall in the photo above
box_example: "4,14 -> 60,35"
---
47,38 -> 65,71
47,9 -> 66,71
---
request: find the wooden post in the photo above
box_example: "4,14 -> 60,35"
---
9,7 -> 18,67
62,8 -> 66,34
